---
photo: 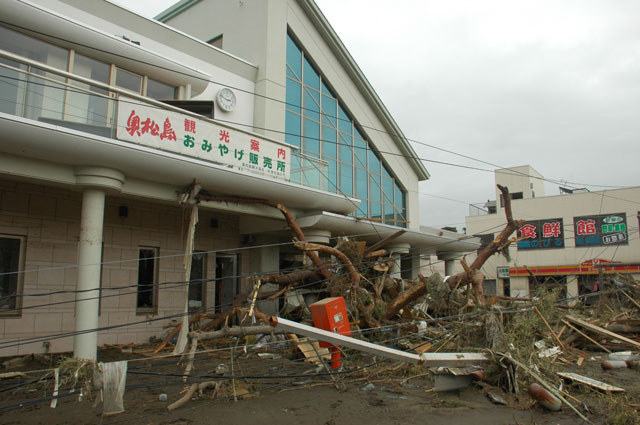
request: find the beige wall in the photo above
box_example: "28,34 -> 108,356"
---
0,181 -> 243,356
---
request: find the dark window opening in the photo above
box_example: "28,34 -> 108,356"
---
215,254 -> 237,315
400,255 -> 413,280
503,278 -> 511,297
188,252 -> 207,312
483,279 -> 497,294
500,192 -> 524,207
0,235 -> 24,313
137,247 -> 158,311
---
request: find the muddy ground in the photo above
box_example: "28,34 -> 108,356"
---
1,346 -> 639,425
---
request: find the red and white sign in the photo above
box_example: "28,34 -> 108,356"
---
117,98 -> 291,180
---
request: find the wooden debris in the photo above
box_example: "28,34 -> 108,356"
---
167,381 -> 218,411
557,372 -> 625,392
561,319 -> 612,353
288,334 -> 330,364
566,315 -> 640,349
533,306 -> 565,350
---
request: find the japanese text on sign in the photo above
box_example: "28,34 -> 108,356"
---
517,218 -> 564,250
117,98 -> 290,180
574,213 -> 628,247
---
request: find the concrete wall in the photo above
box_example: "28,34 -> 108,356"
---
0,180 -> 243,356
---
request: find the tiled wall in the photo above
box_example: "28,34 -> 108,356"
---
0,181 -> 244,357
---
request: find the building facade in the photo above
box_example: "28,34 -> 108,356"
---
0,0 -> 477,358
466,165 -> 640,300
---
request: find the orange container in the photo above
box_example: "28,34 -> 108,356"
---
310,297 -> 351,369
310,297 -> 351,344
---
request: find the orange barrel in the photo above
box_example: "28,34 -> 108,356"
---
528,383 -> 562,411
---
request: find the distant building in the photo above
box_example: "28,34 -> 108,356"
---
466,165 -> 640,299
0,0 -> 477,358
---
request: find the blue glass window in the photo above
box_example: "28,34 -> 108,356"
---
328,159 -> 337,193
322,125 -> 337,158
286,36 -> 302,79
356,168 -> 368,199
303,57 -> 320,90
285,33 -> 407,227
304,88 -> 320,121
369,174 -> 381,202
339,133 -> 353,164
303,118 -> 320,157
285,111 -> 301,147
286,79 -> 301,114
354,138 -> 367,168
340,163 -> 353,195
369,150 -> 381,174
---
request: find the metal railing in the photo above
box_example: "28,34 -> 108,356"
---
0,50 -> 332,192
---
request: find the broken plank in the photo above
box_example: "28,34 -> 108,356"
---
287,334 -> 330,364
566,315 -> 640,349
561,319 -> 612,353
557,372 -> 625,392
364,229 -> 406,254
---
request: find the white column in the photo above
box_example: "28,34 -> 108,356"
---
73,189 -> 106,361
388,243 -> 411,283
73,167 -> 124,361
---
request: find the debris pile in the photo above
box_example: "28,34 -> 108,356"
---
2,184 -> 640,424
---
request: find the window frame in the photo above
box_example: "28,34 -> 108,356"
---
136,246 -> 159,314
0,234 -> 26,316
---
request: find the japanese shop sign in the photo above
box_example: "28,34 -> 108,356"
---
116,98 -> 290,180
517,218 -> 564,250
497,267 -> 510,278
574,213 -> 628,247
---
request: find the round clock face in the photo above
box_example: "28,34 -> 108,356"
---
216,88 -> 236,112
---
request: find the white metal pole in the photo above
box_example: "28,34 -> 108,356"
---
269,317 -> 487,366
73,188 -> 106,361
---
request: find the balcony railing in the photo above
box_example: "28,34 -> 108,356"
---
0,51 -> 330,192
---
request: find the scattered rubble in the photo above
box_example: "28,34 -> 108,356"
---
2,184 -> 640,423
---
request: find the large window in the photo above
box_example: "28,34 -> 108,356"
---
285,33 -> 406,226
137,247 -> 158,313
0,235 -> 25,314
0,25 -> 177,129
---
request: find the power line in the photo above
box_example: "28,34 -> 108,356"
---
0,20 -> 634,193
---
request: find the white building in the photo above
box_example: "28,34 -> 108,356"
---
0,0 -> 477,358
466,165 -> 640,300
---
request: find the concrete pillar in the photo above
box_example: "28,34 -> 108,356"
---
73,167 -> 124,361
388,243 -> 410,283
437,253 -> 459,277
567,275 -> 579,305
73,189 -> 105,360
444,259 -> 456,277
304,229 -> 332,245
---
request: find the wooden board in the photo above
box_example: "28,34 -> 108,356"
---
288,334 -> 330,364
557,371 -> 625,392
565,315 -> 640,349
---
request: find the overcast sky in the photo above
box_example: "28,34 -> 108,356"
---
114,0 -> 640,231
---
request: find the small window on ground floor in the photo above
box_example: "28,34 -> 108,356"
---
188,252 -> 207,312
0,235 -> 25,314
137,247 -> 158,313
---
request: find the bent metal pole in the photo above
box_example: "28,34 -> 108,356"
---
267,316 -> 487,366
